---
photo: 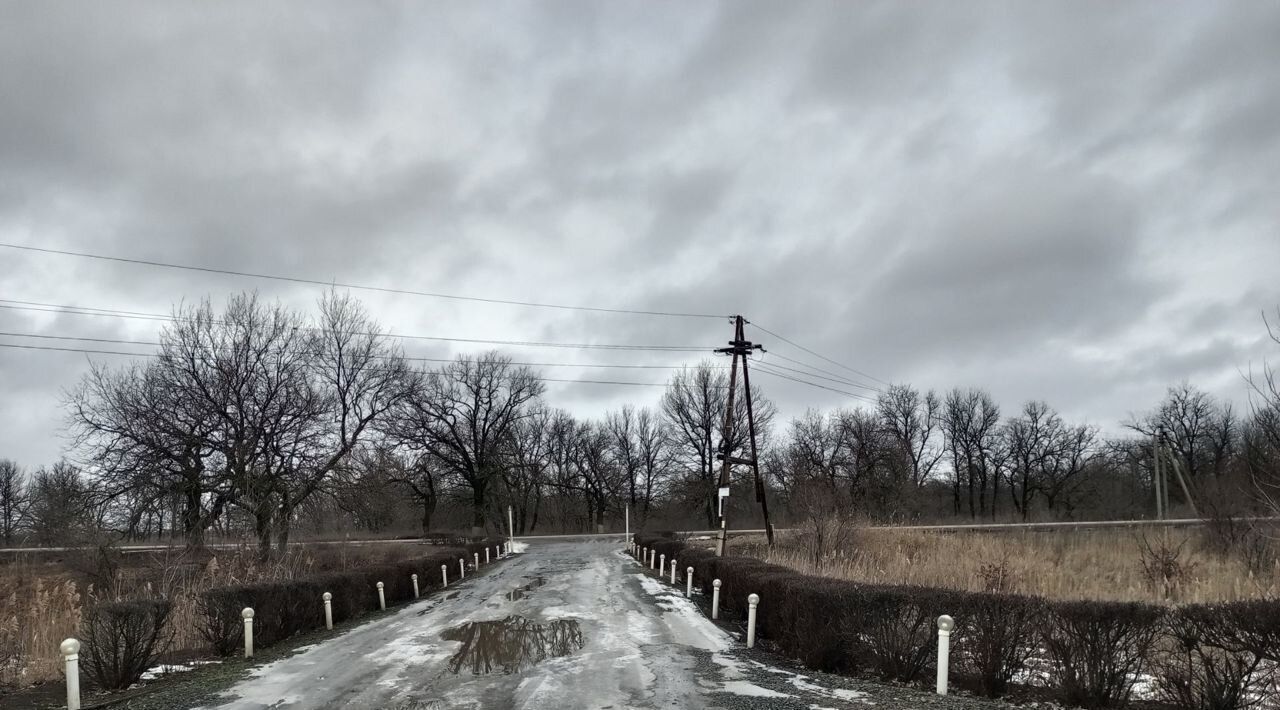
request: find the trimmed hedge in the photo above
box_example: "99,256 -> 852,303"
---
633,535 -> 1280,709
199,543 -> 498,655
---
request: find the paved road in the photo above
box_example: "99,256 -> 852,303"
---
195,539 -> 985,710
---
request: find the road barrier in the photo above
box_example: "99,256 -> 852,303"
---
459,558 -> 466,580
442,564 -> 448,587
242,607 -> 255,657
686,568 -> 693,597
659,554 -> 665,576
936,615 -> 954,695
670,559 -> 678,585
712,579 -> 721,620
323,592 -> 333,630
377,582 -> 386,611
485,548 -> 490,564
746,594 -> 759,648
474,552 -> 480,569
412,574 -> 419,599
61,638 -> 80,710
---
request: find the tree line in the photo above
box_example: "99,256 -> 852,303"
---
1,295 -> 1277,552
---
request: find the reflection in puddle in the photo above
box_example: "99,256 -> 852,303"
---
442,616 -> 584,675
505,576 -> 546,601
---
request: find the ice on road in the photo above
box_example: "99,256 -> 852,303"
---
199,540 -> 875,710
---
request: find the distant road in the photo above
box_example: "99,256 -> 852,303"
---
4,516 -> 1274,556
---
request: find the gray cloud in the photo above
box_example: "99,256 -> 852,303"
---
2,1 -> 1279,466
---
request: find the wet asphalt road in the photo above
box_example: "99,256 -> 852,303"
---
198,540 -> 1001,710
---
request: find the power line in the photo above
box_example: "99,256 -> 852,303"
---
750,353 -> 883,394
0,331 -> 728,371
0,243 -> 728,320
752,363 -> 876,401
0,341 -> 683,388
0,300 -> 711,352
749,320 -> 891,387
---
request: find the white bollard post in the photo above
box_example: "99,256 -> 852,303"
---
485,548 -> 490,564
686,567 -> 694,598
712,579 -> 722,620
323,592 -> 333,630
377,582 -> 386,610
61,638 -> 80,710
659,554 -> 665,576
936,615 -> 954,695
442,564 -> 449,587
671,559 -> 678,585
650,549 -> 656,569
242,607 -> 255,658
474,552 -> 480,569
412,574 -> 419,599
459,558 -> 466,580
747,594 -> 760,648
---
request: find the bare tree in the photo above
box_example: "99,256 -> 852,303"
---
0,459 -> 28,545
266,291 -> 420,551
501,405 -> 553,534
1003,401 -> 1062,520
660,361 -> 774,527
1247,308 -> 1280,512
393,351 -> 543,534
943,388 -> 1002,518
877,384 -> 944,488
633,407 -> 669,522
26,462 -> 92,546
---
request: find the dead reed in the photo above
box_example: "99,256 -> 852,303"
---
743,527 -> 1279,604
0,542 -> 421,687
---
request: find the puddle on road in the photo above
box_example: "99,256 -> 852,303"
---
505,576 -> 546,601
442,615 -> 584,675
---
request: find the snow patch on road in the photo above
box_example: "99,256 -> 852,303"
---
507,540 -> 529,554
636,574 -> 730,651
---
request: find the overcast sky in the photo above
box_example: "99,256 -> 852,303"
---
2,1 -> 1278,468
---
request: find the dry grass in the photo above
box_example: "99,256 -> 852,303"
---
0,542 -> 424,688
738,527 -> 1280,604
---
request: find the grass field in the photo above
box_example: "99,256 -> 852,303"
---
733,524 -> 1279,604
0,542 -> 428,688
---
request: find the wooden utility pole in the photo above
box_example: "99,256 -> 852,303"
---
714,315 -> 773,556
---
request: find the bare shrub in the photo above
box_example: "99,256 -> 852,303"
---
857,585 -> 956,682
976,554 -> 1019,594
1042,600 -> 1165,708
80,600 -> 172,690
953,592 -> 1048,697
1138,533 -> 1197,601
790,480 -> 858,569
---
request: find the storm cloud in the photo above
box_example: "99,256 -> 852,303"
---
2,0 -> 1278,466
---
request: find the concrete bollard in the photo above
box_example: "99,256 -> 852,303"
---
747,594 -> 760,648
671,559 -> 678,585
61,638 -> 80,710
936,615 -> 954,695
323,592 -> 333,630
474,552 -> 480,569
442,564 -> 449,587
650,549 -> 656,569
659,554 -> 665,576
459,558 -> 466,580
242,607 -> 255,658
686,567 -> 694,597
377,581 -> 386,610
485,548 -> 491,564
712,579 -> 722,620
412,574 -> 420,599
